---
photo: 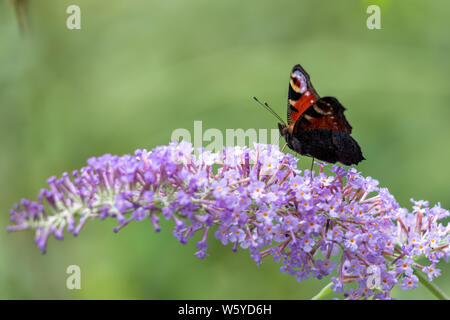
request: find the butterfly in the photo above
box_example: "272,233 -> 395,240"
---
254,64 -> 365,166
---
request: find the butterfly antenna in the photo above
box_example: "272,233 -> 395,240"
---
253,96 -> 286,126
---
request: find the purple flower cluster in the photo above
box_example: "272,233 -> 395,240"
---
8,142 -> 450,299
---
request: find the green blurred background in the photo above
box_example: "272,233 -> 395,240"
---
0,0 -> 449,299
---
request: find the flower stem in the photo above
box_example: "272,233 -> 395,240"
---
311,282 -> 333,300
413,266 -> 449,300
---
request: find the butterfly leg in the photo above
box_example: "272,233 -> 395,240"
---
310,157 -> 315,180
281,142 -> 287,152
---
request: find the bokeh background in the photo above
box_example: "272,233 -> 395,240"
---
0,0 -> 449,299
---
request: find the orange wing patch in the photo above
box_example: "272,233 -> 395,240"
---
289,90 -> 318,125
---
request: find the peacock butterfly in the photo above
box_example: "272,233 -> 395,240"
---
255,64 -> 365,166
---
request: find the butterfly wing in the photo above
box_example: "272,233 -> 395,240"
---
286,64 -> 320,126
293,96 -> 352,134
290,96 -> 364,165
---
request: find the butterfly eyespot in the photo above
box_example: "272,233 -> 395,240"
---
293,70 -> 308,94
